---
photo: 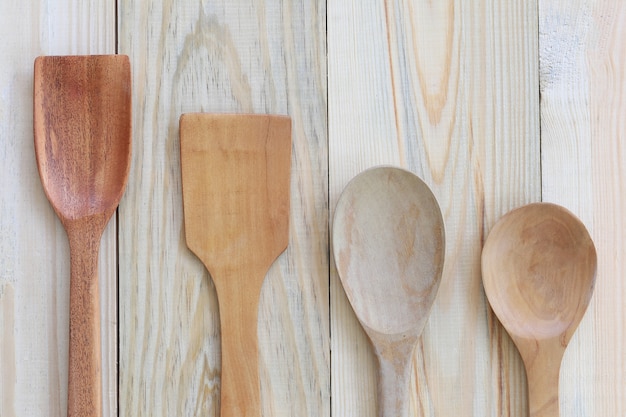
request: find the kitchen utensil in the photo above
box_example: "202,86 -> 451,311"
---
481,202 -> 597,417
332,166 -> 445,417
34,55 -> 131,417
180,113 -> 291,417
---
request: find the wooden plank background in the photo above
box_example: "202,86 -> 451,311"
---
116,1 -> 328,416
0,2 -> 118,417
0,1 -> 624,417
328,1 -> 540,416
540,1 -> 626,415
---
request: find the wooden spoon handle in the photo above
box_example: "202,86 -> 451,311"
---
373,340 -> 415,417
66,222 -> 104,417
216,277 -> 263,417
526,364 -> 560,417
520,339 -> 564,417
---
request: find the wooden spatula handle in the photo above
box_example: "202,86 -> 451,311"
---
65,219 -> 105,417
216,273 -> 264,417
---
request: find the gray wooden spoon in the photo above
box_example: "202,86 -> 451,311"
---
332,166 -> 445,417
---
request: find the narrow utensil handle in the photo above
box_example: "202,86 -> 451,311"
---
216,277 -> 263,417
373,341 -> 414,417
526,365 -> 560,417
66,222 -> 103,417
520,339 -> 564,417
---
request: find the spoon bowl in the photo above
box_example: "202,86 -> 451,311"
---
333,166 -> 445,417
482,203 -> 596,417
34,55 -> 131,221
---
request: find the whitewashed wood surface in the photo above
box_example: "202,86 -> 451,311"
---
0,1 -> 624,417
117,1 -> 328,417
540,1 -> 626,415
328,1 -> 540,416
0,2 -> 118,417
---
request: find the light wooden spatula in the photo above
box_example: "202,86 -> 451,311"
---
180,113 -> 291,417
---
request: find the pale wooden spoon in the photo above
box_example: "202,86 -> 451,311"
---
332,166 -> 445,417
34,55 -> 131,417
481,203 -> 597,417
180,113 -> 291,417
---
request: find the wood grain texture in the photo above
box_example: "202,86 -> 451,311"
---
328,1 -> 540,416
180,113 -> 291,417
333,167 -> 445,417
34,55 -> 131,417
482,203 -> 597,417
3,1 -> 624,417
539,1 -> 626,415
0,1 -> 117,417
117,1 -> 328,416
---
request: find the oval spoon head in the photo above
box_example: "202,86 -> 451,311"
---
482,203 -> 597,344
34,55 -> 132,223
333,166 -> 445,338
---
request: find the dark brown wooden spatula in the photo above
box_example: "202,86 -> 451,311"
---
34,55 -> 131,417
180,113 -> 291,417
